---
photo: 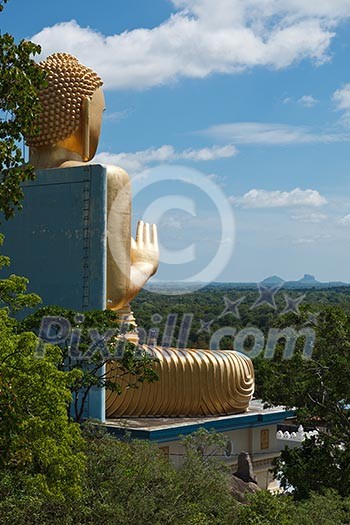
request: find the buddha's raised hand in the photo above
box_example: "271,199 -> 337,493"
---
128,221 -> 159,301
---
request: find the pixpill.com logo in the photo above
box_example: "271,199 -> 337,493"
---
35,284 -> 317,361
35,165 -> 317,361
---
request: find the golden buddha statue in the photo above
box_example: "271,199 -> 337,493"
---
27,53 -> 159,316
27,53 -> 254,418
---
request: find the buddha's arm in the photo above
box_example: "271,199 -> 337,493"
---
106,165 -> 131,310
106,166 -> 159,310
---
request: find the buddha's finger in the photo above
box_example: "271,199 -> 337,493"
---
136,220 -> 144,243
151,224 -> 158,247
144,222 -> 151,245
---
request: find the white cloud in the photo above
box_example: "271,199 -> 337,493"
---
293,237 -> 316,245
172,0 -> 350,20
231,188 -> 327,208
207,172 -> 227,182
333,84 -> 350,125
161,216 -> 183,230
298,95 -> 319,107
333,84 -> 350,110
291,212 -> 327,223
338,214 -> 350,225
202,122 -> 345,145
293,233 -> 331,245
95,144 -> 237,174
104,108 -> 134,122
179,145 -> 237,161
31,0 -> 350,90
281,95 -> 319,107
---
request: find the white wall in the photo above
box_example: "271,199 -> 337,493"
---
157,423 -> 300,490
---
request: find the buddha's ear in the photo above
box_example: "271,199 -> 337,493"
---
82,97 -> 90,162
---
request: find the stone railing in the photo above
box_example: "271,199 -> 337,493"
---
276,425 -> 318,442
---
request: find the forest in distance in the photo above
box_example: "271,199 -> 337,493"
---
131,285 -> 350,350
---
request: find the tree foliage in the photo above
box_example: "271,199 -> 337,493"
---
0,427 -> 239,525
0,308 -> 85,499
0,427 -> 350,525
255,306 -> 350,498
21,305 -> 158,422
0,1 -> 8,12
275,437 -> 350,500
233,490 -> 350,525
259,307 -> 350,430
132,285 -> 350,350
0,6 -> 46,219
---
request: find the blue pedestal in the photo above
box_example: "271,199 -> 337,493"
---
2,164 -> 108,421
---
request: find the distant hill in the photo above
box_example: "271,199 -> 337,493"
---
286,274 -> 347,289
258,274 -> 348,289
261,275 -> 285,286
298,274 -> 318,284
261,273 -> 326,288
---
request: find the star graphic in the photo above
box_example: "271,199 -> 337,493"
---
219,296 -> 246,320
305,312 -> 320,326
197,319 -> 214,334
151,313 -> 162,324
281,293 -> 306,315
250,283 -> 282,311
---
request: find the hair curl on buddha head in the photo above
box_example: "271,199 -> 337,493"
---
26,53 -> 103,147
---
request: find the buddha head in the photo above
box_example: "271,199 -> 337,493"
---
27,53 -> 104,162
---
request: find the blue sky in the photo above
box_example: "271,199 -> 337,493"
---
3,0 -> 350,283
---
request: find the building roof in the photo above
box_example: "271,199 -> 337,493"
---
104,400 -> 295,443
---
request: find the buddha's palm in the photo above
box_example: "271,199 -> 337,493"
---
127,220 -> 159,303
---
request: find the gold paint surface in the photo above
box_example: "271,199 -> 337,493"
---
106,346 -> 254,417
27,53 -> 103,149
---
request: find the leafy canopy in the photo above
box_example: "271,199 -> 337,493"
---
0,309 -> 85,499
257,306 -> 350,498
0,6 -> 46,220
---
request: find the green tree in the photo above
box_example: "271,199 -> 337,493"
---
293,490 -> 350,525
0,426 -> 238,525
231,490 -> 350,525
275,438 -> 350,500
0,308 -> 85,499
0,0 -> 46,220
177,429 -> 237,525
1,424 -> 350,525
257,306 -> 350,498
231,490 -> 295,525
